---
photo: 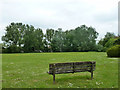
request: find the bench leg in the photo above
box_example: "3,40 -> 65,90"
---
91,71 -> 93,79
91,63 -> 93,79
52,64 -> 55,83
53,74 -> 55,83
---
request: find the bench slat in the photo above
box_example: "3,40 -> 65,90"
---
48,61 -> 96,74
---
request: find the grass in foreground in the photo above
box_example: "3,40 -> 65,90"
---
2,52 -> 118,88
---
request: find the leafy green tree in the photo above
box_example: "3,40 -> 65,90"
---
2,22 -> 25,52
0,43 -> 2,53
105,38 -> 118,49
98,32 -> 115,47
51,28 -> 65,52
45,29 -> 55,52
2,23 -> 99,53
46,29 -> 55,42
113,37 -> 120,45
70,25 -> 98,51
23,25 -> 36,52
62,30 -> 74,51
43,38 -> 49,52
34,28 -> 44,52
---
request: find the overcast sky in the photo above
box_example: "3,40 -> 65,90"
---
0,0 -> 119,43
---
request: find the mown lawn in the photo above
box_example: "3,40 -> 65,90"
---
2,52 -> 118,88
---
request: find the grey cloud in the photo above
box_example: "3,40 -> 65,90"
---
93,8 -> 117,23
0,0 -> 118,43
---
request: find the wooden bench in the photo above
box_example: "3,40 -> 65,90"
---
47,61 -> 96,83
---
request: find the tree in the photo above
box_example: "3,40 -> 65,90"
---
34,28 -> 44,52
70,25 -> 98,51
51,28 -> 65,52
45,29 -> 55,52
23,25 -> 36,52
0,43 -> 2,53
2,22 -> 25,52
63,30 -> 74,52
98,32 -> 115,47
104,38 -> 118,48
2,22 -> 99,53
113,37 -> 120,45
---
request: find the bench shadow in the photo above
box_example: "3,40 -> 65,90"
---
54,73 -> 92,83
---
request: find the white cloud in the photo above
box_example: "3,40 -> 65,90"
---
0,0 -> 119,43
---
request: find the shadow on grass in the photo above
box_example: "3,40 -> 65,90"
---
47,73 -> 92,84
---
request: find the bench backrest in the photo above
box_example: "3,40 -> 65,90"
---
48,61 -> 96,74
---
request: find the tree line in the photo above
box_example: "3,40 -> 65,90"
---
1,22 -> 118,53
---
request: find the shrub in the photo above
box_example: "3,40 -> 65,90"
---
107,45 -> 120,57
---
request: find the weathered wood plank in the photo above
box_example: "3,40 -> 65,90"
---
48,61 -> 96,74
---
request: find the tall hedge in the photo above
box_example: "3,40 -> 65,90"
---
107,45 -> 120,57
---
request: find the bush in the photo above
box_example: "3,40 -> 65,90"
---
107,45 -> 120,57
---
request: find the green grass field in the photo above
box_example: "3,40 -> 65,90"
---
2,52 -> 118,88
